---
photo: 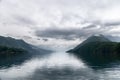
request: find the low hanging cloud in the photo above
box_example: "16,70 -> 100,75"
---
35,28 -> 82,40
0,0 -> 120,46
35,20 -> 120,41
103,21 -> 120,27
82,24 -> 97,29
35,25 -> 108,40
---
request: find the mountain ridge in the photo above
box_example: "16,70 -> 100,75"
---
67,34 -> 120,68
68,34 -> 111,52
0,36 -> 52,68
0,36 -> 51,54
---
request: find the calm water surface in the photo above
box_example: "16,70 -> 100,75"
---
0,52 -> 120,80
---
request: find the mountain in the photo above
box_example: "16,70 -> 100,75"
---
0,36 -> 51,68
0,36 -> 50,54
67,34 -> 120,68
70,34 -> 111,51
0,36 -> 32,51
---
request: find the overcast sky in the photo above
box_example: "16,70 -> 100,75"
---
0,0 -> 120,50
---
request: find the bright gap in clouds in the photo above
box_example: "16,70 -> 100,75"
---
0,0 -> 120,50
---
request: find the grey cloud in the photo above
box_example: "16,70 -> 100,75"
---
90,21 -> 120,29
35,25 -> 107,40
14,15 -> 35,26
82,24 -> 97,29
43,38 -> 49,41
1,0 -> 120,43
35,19 -> 120,41
23,36 -> 32,39
37,38 -> 41,40
103,21 -> 120,26
35,28 -> 78,40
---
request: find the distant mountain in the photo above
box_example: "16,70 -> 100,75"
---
67,34 -> 120,68
0,36 -> 51,68
0,36 -> 30,50
0,36 -> 50,54
72,34 -> 111,51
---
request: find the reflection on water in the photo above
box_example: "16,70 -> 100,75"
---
0,52 -> 120,80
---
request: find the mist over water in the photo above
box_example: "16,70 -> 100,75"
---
0,52 -> 120,80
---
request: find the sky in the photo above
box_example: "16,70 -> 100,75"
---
0,0 -> 120,50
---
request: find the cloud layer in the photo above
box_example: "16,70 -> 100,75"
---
0,0 -> 120,49
35,26 -> 102,40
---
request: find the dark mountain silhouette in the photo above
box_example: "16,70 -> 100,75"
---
0,36 -> 51,68
67,34 -> 120,69
70,34 -> 111,52
0,36 -> 50,53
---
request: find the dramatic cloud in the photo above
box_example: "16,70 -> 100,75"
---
42,38 -> 48,42
0,0 -> 120,49
103,21 -> 120,27
35,25 -> 107,40
36,28 -> 84,40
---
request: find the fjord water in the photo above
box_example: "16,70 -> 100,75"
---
0,52 -> 120,80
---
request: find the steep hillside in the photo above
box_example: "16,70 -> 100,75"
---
0,36 -> 51,68
67,35 -> 120,68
